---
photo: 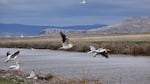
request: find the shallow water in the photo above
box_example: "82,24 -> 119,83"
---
0,48 -> 150,84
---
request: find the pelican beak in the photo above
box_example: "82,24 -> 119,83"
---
19,62 -> 23,64
17,61 -> 23,64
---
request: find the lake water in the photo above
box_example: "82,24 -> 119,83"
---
0,48 -> 150,84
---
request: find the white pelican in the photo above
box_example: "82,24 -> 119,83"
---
26,69 -> 37,79
80,0 -> 86,4
8,61 -> 21,70
88,45 -> 111,58
5,50 -> 20,63
59,32 -> 73,50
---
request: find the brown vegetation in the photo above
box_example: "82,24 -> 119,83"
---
91,41 -> 150,56
0,69 -> 101,84
0,33 -> 150,56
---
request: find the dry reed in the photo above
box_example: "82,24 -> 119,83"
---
0,69 -> 101,84
0,34 -> 150,56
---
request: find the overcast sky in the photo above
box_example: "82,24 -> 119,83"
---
0,0 -> 150,26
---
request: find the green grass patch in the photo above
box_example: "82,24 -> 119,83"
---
0,77 -> 24,84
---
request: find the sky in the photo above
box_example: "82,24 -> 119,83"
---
0,0 -> 150,26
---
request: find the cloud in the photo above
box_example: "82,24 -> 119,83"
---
0,0 -> 150,25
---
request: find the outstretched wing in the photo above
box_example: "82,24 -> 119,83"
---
60,32 -> 68,43
27,70 -> 36,78
11,51 -> 20,58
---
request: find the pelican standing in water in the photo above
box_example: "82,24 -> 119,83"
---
88,45 -> 111,58
8,61 -> 21,70
26,69 -> 37,79
59,32 -> 73,50
5,50 -> 20,63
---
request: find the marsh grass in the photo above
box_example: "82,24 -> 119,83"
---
0,70 -> 101,84
0,77 -> 20,84
91,41 -> 150,56
0,34 -> 150,56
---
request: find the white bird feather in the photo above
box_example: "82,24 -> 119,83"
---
88,45 -> 111,58
26,69 -> 37,79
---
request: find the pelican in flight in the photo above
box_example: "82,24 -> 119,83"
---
8,61 -> 21,70
88,45 -> 111,58
26,69 -> 37,79
59,32 -> 73,50
80,0 -> 86,4
5,50 -> 20,63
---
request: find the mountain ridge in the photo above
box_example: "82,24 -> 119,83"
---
88,16 -> 150,34
0,23 -> 106,36
1,16 -> 150,36
40,16 -> 150,35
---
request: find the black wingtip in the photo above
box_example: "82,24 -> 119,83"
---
59,32 -> 67,43
6,51 -> 11,56
104,54 -> 109,59
100,52 -> 109,59
59,32 -> 65,37
15,50 -> 20,54
105,56 -> 109,59
60,32 -> 63,35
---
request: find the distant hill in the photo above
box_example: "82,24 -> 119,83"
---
0,23 -> 106,36
1,16 -> 150,36
39,24 -> 106,35
53,24 -> 106,30
88,17 -> 150,34
40,16 -> 150,35
0,24 -> 49,36
40,28 -> 87,36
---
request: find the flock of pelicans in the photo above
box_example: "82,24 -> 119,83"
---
4,32 -> 111,79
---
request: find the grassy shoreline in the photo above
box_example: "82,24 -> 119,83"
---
0,34 -> 150,56
0,69 -> 101,84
